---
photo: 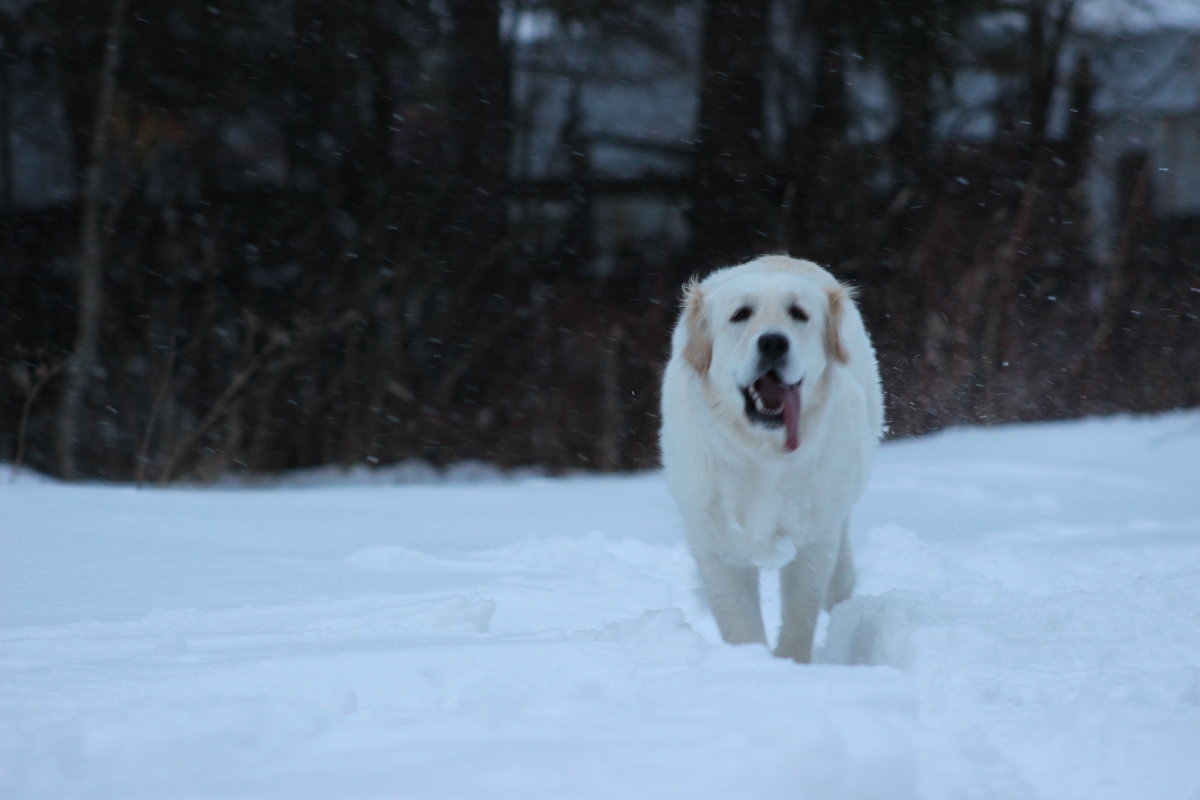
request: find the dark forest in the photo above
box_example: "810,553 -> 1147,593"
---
2,0 -> 1198,482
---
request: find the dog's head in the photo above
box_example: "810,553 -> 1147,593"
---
677,256 -> 851,453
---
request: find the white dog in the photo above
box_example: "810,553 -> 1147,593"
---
660,255 -> 883,662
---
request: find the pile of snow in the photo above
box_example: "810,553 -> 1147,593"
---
2,411 -> 1199,799
205,458 -> 544,489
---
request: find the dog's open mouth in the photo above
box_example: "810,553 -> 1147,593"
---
742,371 -> 802,452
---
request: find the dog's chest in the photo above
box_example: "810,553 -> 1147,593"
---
707,464 -> 825,567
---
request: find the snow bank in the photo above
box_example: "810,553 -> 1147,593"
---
2,411 -> 1198,799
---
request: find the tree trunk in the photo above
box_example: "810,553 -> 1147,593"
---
56,0 -> 130,479
442,0 -> 511,264
691,0 -> 771,269
0,37 -> 13,213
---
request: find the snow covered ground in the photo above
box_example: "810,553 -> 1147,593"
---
3,411 -> 1199,800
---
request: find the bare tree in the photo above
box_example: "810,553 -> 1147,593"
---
55,0 -> 130,478
0,9 -> 16,214
691,0 -> 771,267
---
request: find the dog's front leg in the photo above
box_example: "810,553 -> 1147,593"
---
693,551 -> 766,646
775,541 -> 840,662
824,522 -> 855,611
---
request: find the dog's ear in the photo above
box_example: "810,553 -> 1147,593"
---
824,284 -> 851,365
682,280 -> 712,375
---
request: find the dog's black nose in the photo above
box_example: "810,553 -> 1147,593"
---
757,333 -> 789,360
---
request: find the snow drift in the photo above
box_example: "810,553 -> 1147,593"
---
2,411 -> 1199,799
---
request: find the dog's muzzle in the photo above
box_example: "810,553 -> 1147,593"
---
742,333 -> 801,452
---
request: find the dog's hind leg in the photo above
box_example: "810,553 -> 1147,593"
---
694,552 -> 766,646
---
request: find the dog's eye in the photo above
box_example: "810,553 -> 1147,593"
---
730,306 -> 752,323
788,304 -> 809,323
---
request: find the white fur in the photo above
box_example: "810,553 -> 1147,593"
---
660,255 -> 884,662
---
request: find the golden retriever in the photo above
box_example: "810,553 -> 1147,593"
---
660,255 -> 884,662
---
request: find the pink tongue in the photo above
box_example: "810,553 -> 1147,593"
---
782,385 -> 801,452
